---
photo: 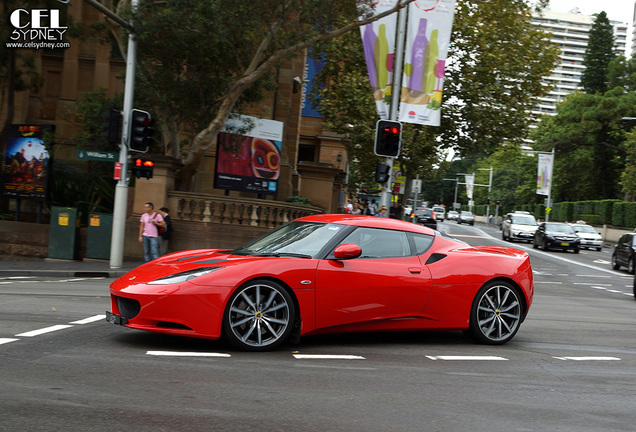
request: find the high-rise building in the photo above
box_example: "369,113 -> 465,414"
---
530,10 -> 628,123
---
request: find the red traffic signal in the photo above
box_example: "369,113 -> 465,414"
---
374,120 -> 402,158
132,157 -> 154,179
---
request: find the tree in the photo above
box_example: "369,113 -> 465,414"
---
311,0 -> 559,192
116,0 -> 415,190
532,88 -> 636,201
580,11 -> 616,94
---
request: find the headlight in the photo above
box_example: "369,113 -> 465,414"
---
147,267 -> 222,285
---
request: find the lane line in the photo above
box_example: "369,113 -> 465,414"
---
293,354 -> 366,360
426,355 -> 508,361
0,338 -> 19,345
70,314 -> 105,324
15,325 -> 74,337
554,356 -> 621,361
147,351 -> 231,358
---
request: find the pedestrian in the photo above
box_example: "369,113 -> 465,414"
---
389,201 -> 402,219
375,205 -> 388,217
344,199 -> 353,214
368,199 -> 378,216
139,202 -> 164,262
158,206 -> 172,256
351,202 -> 362,215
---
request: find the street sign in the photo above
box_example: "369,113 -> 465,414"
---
546,207 -> 552,213
77,149 -> 118,162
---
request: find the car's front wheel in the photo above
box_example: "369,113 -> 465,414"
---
223,279 -> 295,351
629,258 -> 636,275
612,254 -> 620,270
467,281 -> 523,345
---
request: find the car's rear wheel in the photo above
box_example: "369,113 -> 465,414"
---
468,281 -> 523,345
223,279 -> 295,351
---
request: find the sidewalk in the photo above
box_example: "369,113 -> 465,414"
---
0,257 -> 142,278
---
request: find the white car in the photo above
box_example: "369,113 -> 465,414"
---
501,211 -> 538,243
432,206 -> 446,222
447,210 -> 459,221
570,223 -> 603,251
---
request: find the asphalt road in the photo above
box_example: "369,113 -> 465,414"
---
1,224 -> 635,432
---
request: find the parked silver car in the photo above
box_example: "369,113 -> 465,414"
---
570,223 -> 602,251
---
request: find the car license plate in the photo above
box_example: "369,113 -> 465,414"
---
560,242 -> 570,247
105,311 -> 127,326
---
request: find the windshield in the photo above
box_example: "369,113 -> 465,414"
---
461,211 -> 473,216
230,221 -> 343,257
572,225 -> 596,234
546,224 -> 575,234
511,215 -> 537,226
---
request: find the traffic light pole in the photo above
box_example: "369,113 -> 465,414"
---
379,5 -> 407,215
109,0 -> 138,269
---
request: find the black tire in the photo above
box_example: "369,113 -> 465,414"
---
612,254 -> 620,270
629,258 -> 635,275
596,247 -> 602,252
573,247 -> 579,254
223,279 -> 295,351
467,280 -> 523,345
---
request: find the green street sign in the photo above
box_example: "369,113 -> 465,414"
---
77,150 -> 118,162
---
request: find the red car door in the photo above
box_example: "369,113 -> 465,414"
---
314,227 -> 433,329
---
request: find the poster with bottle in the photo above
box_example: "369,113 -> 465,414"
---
536,153 -> 554,196
399,0 -> 456,126
359,0 -> 399,119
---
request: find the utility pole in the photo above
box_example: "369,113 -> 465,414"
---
109,0 -> 138,268
379,6 -> 407,214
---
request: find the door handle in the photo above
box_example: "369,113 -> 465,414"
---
408,267 -> 421,274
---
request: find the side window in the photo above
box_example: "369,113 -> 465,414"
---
340,227 -> 411,258
411,233 -> 434,255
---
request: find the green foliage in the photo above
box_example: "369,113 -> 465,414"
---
444,0 -> 560,156
286,196 -> 312,206
620,129 -> 636,198
581,12 -> 616,94
533,89 -> 636,201
612,201 -> 636,228
49,160 -> 116,224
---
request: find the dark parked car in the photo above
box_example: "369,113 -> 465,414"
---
612,233 -> 636,274
412,208 -> 437,229
533,222 -> 580,253
457,211 -> 475,225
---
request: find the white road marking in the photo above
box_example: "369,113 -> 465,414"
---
554,356 -> 621,361
293,354 -> 366,360
0,338 -> 19,345
70,314 -> 105,324
534,281 -> 562,284
426,355 -> 508,361
146,351 -> 231,358
15,325 -> 74,337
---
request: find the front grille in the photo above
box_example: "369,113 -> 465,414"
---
116,296 -> 141,319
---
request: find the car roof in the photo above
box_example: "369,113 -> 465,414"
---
296,214 -> 436,235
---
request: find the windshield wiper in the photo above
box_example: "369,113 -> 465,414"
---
251,252 -> 312,259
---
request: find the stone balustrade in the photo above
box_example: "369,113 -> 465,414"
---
167,191 -> 323,228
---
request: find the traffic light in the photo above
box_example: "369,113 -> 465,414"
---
132,157 -> 155,179
129,109 -> 154,152
487,198 -> 491,205
375,162 -> 390,183
103,108 -> 121,148
374,120 -> 402,158
495,200 -> 501,205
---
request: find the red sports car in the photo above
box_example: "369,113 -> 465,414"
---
107,214 -> 534,351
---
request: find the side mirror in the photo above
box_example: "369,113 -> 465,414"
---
333,243 -> 362,260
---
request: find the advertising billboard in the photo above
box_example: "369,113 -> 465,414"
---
3,124 -> 53,201
214,115 -> 284,195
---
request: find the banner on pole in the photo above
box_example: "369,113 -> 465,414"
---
465,174 -> 474,200
536,153 -> 554,196
399,0 -> 456,126
359,1 -> 399,119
